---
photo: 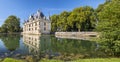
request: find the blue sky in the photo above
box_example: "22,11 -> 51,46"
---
0,0 -> 105,27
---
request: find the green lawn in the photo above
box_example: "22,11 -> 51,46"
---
0,59 -> 2,62
40,58 -> 63,62
1,58 -> 120,62
1,58 -> 25,62
73,58 -> 120,62
40,58 -> 120,62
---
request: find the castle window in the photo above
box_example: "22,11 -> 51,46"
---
39,22 -> 40,25
35,38 -> 37,41
29,24 -> 31,27
35,22 -> 37,26
29,28 -> 30,31
29,37 -> 31,40
35,27 -> 37,30
44,22 -> 46,26
44,27 -> 46,31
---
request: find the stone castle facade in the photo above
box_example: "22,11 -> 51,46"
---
23,10 -> 51,34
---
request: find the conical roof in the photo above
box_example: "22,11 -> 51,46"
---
37,10 -> 44,18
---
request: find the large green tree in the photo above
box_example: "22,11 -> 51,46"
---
82,6 -> 95,31
68,7 -> 84,31
96,0 -> 120,56
51,6 -> 96,32
51,14 -> 59,32
57,11 -> 70,31
1,15 -> 20,33
68,6 -> 95,31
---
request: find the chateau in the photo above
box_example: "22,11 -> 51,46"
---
23,10 -> 51,34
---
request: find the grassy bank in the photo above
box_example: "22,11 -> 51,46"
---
40,58 -> 120,62
1,58 -> 120,62
73,58 -> 120,62
1,58 -> 25,62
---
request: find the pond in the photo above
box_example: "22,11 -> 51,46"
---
0,34 -> 107,61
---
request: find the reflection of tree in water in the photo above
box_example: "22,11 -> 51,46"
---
0,34 -> 20,51
50,36 -> 99,57
40,35 -> 51,53
39,36 -> 107,58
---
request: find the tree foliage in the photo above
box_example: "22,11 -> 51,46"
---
51,14 -> 59,32
0,15 -> 20,33
96,0 -> 120,56
51,6 -> 96,32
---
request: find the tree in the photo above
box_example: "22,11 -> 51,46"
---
51,14 -> 59,32
68,7 -> 84,32
96,0 -> 120,56
51,6 -> 96,32
1,24 -> 8,33
58,11 -> 70,31
1,15 -> 20,33
68,6 -> 95,31
82,6 -> 95,31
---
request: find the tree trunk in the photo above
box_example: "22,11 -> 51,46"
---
78,29 -> 80,32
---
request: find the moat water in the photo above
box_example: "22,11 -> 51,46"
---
0,34 -> 107,60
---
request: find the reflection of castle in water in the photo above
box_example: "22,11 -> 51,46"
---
23,34 -> 51,55
23,34 -> 40,54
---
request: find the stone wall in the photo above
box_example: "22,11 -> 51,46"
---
55,32 -> 98,40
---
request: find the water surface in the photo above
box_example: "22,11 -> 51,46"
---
0,34 -> 106,60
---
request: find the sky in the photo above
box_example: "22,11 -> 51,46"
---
0,0 -> 105,27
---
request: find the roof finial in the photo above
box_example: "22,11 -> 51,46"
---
48,11 -> 51,20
